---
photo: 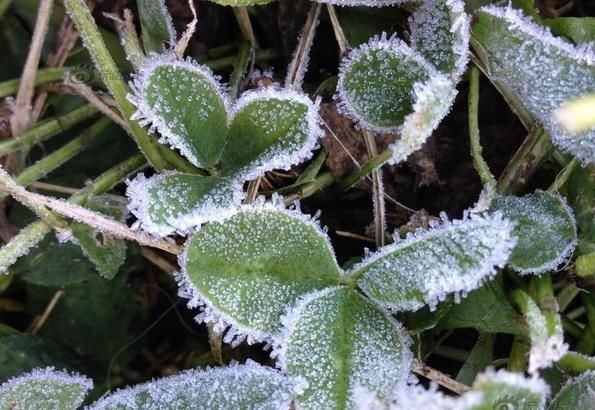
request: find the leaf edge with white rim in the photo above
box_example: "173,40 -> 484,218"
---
549,369 -> 595,409
0,367 -> 93,410
350,211 -> 517,312
176,196 -> 343,347
128,54 -> 232,169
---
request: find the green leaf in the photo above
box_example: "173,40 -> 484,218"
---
71,196 -> 127,279
410,0 -> 470,79
437,280 -> 528,337
456,333 -> 494,386
127,172 -> 244,236
206,0 -> 276,6
136,0 -> 176,53
351,212 -> 516,312
337,34 -> 437,132
180,203 -> 343,344
130,56 -> 230,169
278,287 -> 411,410
543,17 -> 595,44
88,361 -> 300,410
566,164 -> 595,254
491,191 -> 577,275
473,6 -> 595,164
549,370 -> 595,409
219,88 -> 323,181
512,290 -> 568,374
0,368 -> 92,410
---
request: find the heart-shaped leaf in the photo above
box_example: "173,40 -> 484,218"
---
473,6 -> 595,164
88,361 -> 301,410
0,368 -> 92,410
179,202 -> 343,345
351,212 -> 516,312
277,287 -> 412,410
126,172 -> 244,236
549,370 -> 595,410
409,0 -> 470,80
71,196 -> 128,279
491,191 -> 577,275
337,34 -> 438,132
129,55 -> 230,169
136,0 -> 176,53
220,88 -> 324,181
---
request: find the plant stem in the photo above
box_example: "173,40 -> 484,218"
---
63,0 -> 177,171
468,66 -> 497,190
340,149 -> 392,190
0,67 -> 68,99
229,42 -> 252,99
285,3 -> 321,89
576,294 -> 595,355
549,157 -> 579,192
283,171 -> 334,205
0,104 -> 98,156
233,7 -> 256,48
557,352 -> 595,375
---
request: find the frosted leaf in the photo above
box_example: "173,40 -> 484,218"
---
473,6 -> 595,164
88,360 -> 302,410
388,75 -> 457,164
71,196 -> 128,279
129,55 -> 230,168
0,367 -> 92,410
220,87 -> 324,181
337,34 -> 440,132
206,0 -> 275,5
209,0 -> 405,5
466,368 -> 549,410
514,290 -> 568,374
126,172 -> 244,237
351,212 -> 516,312
380,383 -> 483,410
277,287 -> 412,410
549,370 -> 595,410
410,0 -> 470,80
179,202 -> 343,345
491,192 -> 577,275
136,0 -> 176,53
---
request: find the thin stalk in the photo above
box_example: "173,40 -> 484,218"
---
468,66 -> 497,190
0,104 -> 98,156
283,171 -> 334,205
233,7 -> 256,48
63,0 -> 177,171
285,3 -> 321,89
229,42 -> 253,99
0,67 -> 69,99
576,294 -> 595,355
549,157 -> 579,192
106,9 -> 145,69
340,149 -> 392,190
362,129 -> 385,248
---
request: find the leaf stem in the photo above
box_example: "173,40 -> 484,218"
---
233,7 -> 257,48
468,66 -> 497,190
0,67 -> 68,99
0,104 -> 98,156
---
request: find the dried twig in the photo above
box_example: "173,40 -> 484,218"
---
411,359 -> 470,395
285,3 -> 321,89
29,289 -> 64,334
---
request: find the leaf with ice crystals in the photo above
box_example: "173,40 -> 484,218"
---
180,204 -> 342,344
466,368 -> 549,410
491,192 -> 577,275
88,361 -> 301,410
309,0 -> 406,5
351,212 -> 516,312
277,287 -> 412,410
126,172 -> 244,237
136,0 -> 176,53
337,34 -> 440,133
220,87 -> 323,181
71,196 -> 128,279
513,290 -> 568,374
0,367 -> 92,410
410,0 -> 470,80
129,56 -> 230,169
206,0 -> 275,5
549,370 -> 595,410
473,6 -> 595,164
389,75 -> 457,164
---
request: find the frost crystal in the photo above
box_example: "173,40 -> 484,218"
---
475,6 -> 595,164
410,0 -> 470,81
126,172 -> 245,236
88,360 -> 303,410
312,0 -> 406,6
351,211 -> 517,312
0,367 -> 92,410
178,199 -> 342,346
550,369 -> 595,409
276,287 -> 412,410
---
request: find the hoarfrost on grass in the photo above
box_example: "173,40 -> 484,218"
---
351,211 -> 517,312
88,360 -> 302,410
276,287 -> 412,410
178,200 -> 343,345
0,367 -> 92,410
474,5 -> 595,164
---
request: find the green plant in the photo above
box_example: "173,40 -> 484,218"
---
0,0 -> 594,408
